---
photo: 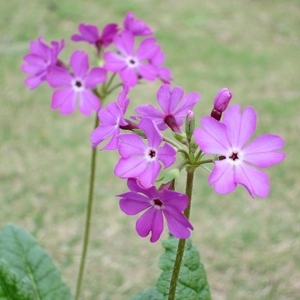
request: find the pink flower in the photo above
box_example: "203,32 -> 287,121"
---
123,12 -> 152,36
114,118 -> 177,188
22,37 -> 64,89
103,31 -> 158,87
135,84 -> 200,133
118,179 -> 193,242
90,84 -> 130,149
71,23 -> 118,54
211,88 -> 232,121
194,104 -> 285,198
46,50 -> 106,116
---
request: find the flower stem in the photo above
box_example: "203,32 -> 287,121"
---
168,170 -> 195,300
75,113 -> 99,300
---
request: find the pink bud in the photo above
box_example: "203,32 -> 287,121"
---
211,88 -> 232,121
213,88 -> 232,112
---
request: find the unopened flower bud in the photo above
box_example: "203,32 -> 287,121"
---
185,110 -> 195,140
211,88 -> 232,121
164,115 -> 182,133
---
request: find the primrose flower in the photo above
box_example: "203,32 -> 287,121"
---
104,31 -> 159,87
118,178 -> 193,242
135,84 -> 200,133
71,23 -> 118,54
114,118 -> 176,188
123,12 -> 152,36
90,84 -> 130,150
22,37 -> 64,89
211,88 -> 232,121
194,104 -> 285,198
47,50 -> 106,116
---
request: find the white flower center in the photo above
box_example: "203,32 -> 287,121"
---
126,56 -> 139,68
145,147 -> 157,162
227,148 -> 243,165
72,78 -> 84,92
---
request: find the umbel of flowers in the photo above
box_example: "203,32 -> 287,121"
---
22,11 -> 285,300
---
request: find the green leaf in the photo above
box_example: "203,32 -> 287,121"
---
0,259 -> 34,300
156,235 -> 211,300
130,287 -> 164,300
0,223 -> 73,300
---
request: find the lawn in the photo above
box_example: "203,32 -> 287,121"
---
1,0 -> 299,299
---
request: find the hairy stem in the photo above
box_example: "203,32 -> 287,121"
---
168,170 -> 195,300
75,113 -> 99,300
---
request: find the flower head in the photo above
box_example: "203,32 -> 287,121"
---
194,104 -> 285,197
71,23 -> 118,54
211,88 -> 232,121
103,31 -> 159,87
90,84 -> 130,149
118,178 -> 193,242
46,50 -> 106,115
135,84 -> 200,133
123,12 -> 153,36
22,37 -> 64,89
114,118 -> 177,188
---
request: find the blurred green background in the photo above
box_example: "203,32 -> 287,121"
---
1,0 -> 299,299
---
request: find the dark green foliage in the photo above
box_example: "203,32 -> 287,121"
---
0,224 -> 73,300
132,235 -> 211,300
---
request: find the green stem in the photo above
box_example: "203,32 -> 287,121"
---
168,170 -> 195,300
75,113 -> 99,300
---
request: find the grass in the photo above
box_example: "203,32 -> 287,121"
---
1,0 -> 300,299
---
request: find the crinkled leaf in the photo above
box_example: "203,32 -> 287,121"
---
0,259 -> 34,300
0,223 -> 73,300
130,287 -> 164,300
156,235 -> 211,300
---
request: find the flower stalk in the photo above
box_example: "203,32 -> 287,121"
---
75,113 -> 99,300
168,169 -> 195,300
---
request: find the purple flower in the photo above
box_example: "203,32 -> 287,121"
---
114,118 -> 177,188
211,88 -> 232,121
103,31 -> 158,87
118,178 -> 193,242
71,23 -> 118,54
135,84 -> 200,133
123,12 -> 153,36
194,104 -> 285,198
47,50 -> 107,116
90,84 -> 130,149
22,37 -> 64,90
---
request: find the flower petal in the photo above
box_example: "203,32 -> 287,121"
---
235,163 -> 270,198
138,161 -> 161,188
208,160 -> 236,194
243,134 -> 285,167
70,50 -> 89,78
103,52 -> 127,72
119,192 -> 151,215
51,88 -> 76,115
223,105 -> 256,148
136,208 -> 163,242
85,67 -> 106,88
114,156 -> 148,179
194,117 -> 229,155
115,31 -> 134,56
164,208 -> 193,239
78,89 -> 100,116
157,143 -> 176,168
139,118 -> 162,148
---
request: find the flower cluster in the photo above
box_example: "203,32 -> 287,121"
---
22,12 -> 285,243
22,11 -> 171,115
